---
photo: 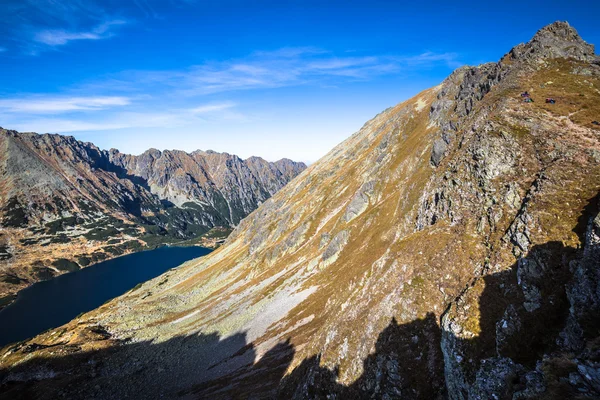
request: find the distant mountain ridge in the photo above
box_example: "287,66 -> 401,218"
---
0,128 -> 306,303
109,147 -> 304,226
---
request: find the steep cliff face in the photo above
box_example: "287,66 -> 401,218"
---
109,149 -> 305,226
1,22 -> 599,400
0,130 -> 305,303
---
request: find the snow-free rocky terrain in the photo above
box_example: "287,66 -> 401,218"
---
2,22 -> 600,400
0,130 -> 305,306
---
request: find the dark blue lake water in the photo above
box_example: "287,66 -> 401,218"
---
0,246 -> 211,347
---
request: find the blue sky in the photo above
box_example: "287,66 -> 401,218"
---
0,1 -> 598,163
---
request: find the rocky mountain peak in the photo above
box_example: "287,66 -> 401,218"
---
427,21 -> 599,168
535,21 -> 580,39
510,21 -> 597,63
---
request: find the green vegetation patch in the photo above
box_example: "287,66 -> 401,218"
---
104,246 -> 125,256
203,226 -> 233,239
0,245 -> 13,260
33,266 -> 55,281
84,226 -> 120,241
52,258 -> 80,272
46,234 -> 71,245
44,216 -> 82,235
119,240 -> 144,251
1,198 -> 28,228
89,251 -> 108,262
77,256 -> 91,267
0,273 -> 26,285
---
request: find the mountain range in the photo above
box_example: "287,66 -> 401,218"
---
0,129 -> 305,306
1,21 -> 600,400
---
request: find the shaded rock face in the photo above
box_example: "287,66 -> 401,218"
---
2,22 -> 600,400
0,130 -> 305,300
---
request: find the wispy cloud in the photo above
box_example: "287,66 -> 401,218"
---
0,47 -> 6,52
189,102 -> 237,114
306,56 -> 378,70
0,99 -> 244,134
111,47 -> 453,96
34,20 -> 126,46
0,0 -> 198,54
251,46 -> 327,58
0,96 -> 130,113
5,113 -> 184,133
401,52 -> 462,68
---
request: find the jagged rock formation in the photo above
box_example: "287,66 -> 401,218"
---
0,129 -> 305,303
109,149 -> 304,226
1,21 -> 600,400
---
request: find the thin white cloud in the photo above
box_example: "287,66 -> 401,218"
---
306,57 -> 378,70
189,102 -> 236,114
108,47 -> 460,96
4,112 -> 187,133
34,20 -> 126,46
400,52 -> 462,68
0,101 -> 245,134
0,96 -> 131,113
2,0 -> 197,54
0,47 -> 6,52
250,47 -> 327,58
7,119 -> 131,133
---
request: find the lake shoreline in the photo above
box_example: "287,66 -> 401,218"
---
0,246 -> 212,347
0,226 -> 232,311
0,234 -> 227,313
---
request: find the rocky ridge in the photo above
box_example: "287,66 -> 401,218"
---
0,130 -> 305,304
1,21 -> 600,399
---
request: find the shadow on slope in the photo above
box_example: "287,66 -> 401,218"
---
1,196 -> 599,399
0,329 -> 269,400
0,310 -> 447,399
276,313 -> 445,400
442,191 -> 600,399
441,241 -> 576,400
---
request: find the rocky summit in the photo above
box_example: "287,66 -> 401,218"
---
2,21 -> 600,400
0,130 -> 305,305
